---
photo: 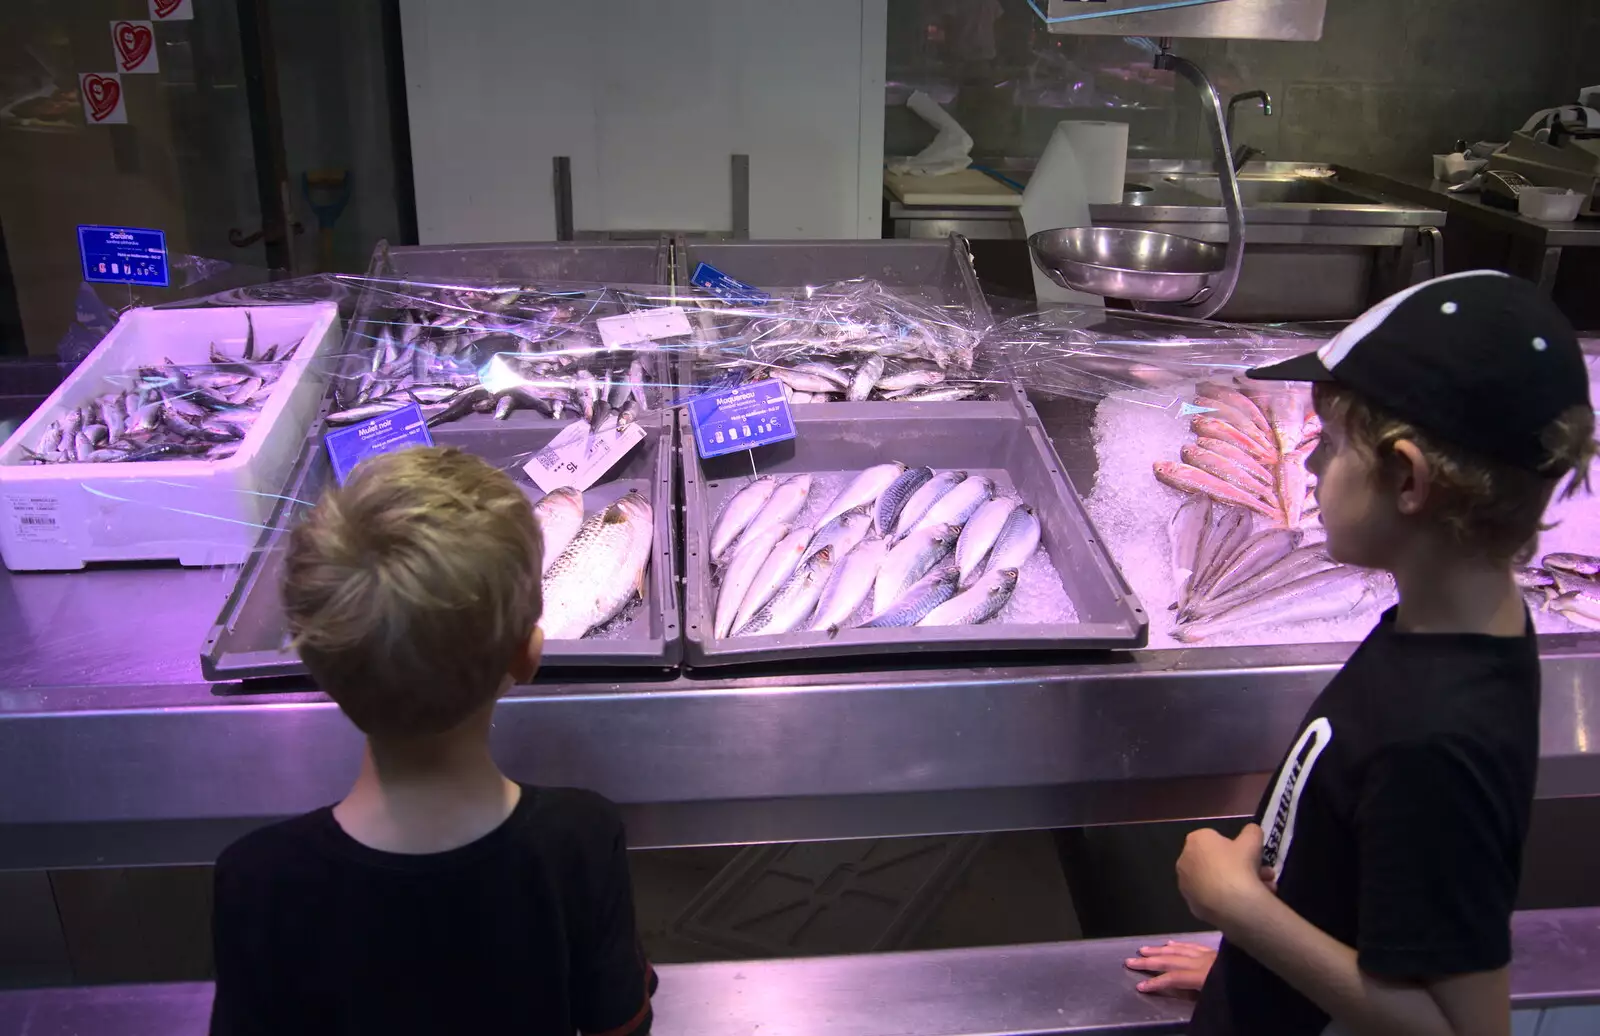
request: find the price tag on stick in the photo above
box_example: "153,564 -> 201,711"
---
324,403 -> 434,485
686,379 -> 796,459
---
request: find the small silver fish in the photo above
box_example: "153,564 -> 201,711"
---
815,462 -> 905,530
735,546 -> 836,637
710,475 -> 777,564
874,522 -> 959,616
812,538 -> 891,634
982,504 -> 1040,579
893,470 -> 966,541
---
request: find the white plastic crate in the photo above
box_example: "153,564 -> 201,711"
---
0,303 -> 340,571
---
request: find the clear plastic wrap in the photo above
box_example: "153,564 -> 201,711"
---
983,307 -> 1332,411
672,277 -> 1006,404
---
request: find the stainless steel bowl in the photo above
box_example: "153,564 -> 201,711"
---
1028,227 -> 1225,303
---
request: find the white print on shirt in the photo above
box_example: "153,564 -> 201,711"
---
1259,717 -> 1333,882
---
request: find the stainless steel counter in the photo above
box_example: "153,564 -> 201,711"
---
4,376 -> 1600,870
4,545 -> 1600,869
3,909 -> 1596,1034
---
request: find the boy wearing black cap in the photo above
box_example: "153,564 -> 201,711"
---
1127,271 -> 1594,1035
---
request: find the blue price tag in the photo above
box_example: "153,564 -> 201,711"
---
77,225 -> 169,287
687,379 -> 796,459
324,403 -> 435,484
691,262 -> 771,306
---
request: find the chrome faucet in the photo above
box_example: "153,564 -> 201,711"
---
1226,89 -> 1273,139
1226,90 -> 1274,173
1149,38 -> 1244,320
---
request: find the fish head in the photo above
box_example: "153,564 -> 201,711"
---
608,492 -> 652,524
994,568 -> 1021,593
933,523 -> 962,549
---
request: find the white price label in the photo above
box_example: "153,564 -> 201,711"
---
6,495 -> 69,544
595,306 -> 692,349
525,418 -> 648,494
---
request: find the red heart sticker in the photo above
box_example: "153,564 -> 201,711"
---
83,75 -> 121,122
115,22 -> 154,71
153,0 -> 183,17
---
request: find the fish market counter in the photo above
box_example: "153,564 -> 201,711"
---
4,550 -> 1600,869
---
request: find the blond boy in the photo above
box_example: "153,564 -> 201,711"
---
210,447 -> 655,1036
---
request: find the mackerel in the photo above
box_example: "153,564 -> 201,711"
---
715,522 -> 790,639
710,475 -> 777,563
732,525 -> 814,633
920,567 -> 1018,627
957,497 -> 1021,588
875,465 -> 934,536
893,470 -> 966,540
862,565 -> 960,628
874,522 -> 959,616
815,462 -> 905,529
811,538 -> 891,633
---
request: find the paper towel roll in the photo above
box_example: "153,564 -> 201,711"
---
1021,123 -> 1099,307
1055,121 -> 1129,204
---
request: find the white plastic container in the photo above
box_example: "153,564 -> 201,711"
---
0,303 -> 340,571
1518,187 -> 1585,222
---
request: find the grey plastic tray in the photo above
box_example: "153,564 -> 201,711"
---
200,410 -> 681,681
680,388 -> 1147,667
677,235 -> 990,322
370,237 -> 673,286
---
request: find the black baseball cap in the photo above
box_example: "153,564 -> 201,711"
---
1249,270 -> 1590,473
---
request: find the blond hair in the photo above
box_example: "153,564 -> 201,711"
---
1313,383 -> 1595,562
283,447 -> 542,738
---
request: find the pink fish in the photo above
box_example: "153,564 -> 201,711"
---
1195,436 -> 1274,485
1182,443 -> 1274,501
1192,417 -> 1277,465
1154,461 -> 1286,524
1196,382 -> 1274,439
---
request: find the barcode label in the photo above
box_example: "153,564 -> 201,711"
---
525,417 -> 647,494
7,494 -> 70,546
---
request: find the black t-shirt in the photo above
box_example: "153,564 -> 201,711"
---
1189,606 -> 1540,1036
210,785 -> 655,1036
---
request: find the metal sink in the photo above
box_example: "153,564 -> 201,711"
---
1160,173 -> 1382,206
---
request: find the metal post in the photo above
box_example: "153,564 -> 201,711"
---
552,156 -> 575,242
731,154 -> 750,240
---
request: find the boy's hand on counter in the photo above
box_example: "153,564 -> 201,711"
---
1126,940 -> 1216,998
1176,823 -> 1275,927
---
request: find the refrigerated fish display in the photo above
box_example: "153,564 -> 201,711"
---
682,279 -> 999,404
330,280 -> 669,430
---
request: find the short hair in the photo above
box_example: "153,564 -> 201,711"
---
283,447 -> 542,738
1313,382 -> 1595,562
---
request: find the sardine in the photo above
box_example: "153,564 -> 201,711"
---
540,491 -> 654,639
876,367 -> 947,393
740,474 -> 812,553
715,522 -> 791,639
893,470 -> 966,540
811,538 -> 891,633
862,564 -> 960,628
1169,495 -> 1212,607
735,546 -> 836,637
768,366 -> 845,394
1190,506 -> 1252,600
900,386 -> 980,402
874,522 -> 959,616
1550,588 -> 1600,630
732,525 -> 815,633
815,462 -> 906,529
805,504 -> 873,565
875,465 -> 934,537
1544,553 -> 1600,578
710,475 -> 777,564
848,355 -> 885,401
957,497 -> 1021,589
1176,567 -> 1372,642
1515,567 -> 1556,590
983,504 -> 1041,577
920,566 -> 1019,627
1204,529 -> 1302,601
531,486 -> 585,575
1182,546 -> 1340,622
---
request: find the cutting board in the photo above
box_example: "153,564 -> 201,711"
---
884,168 -> 1023,208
